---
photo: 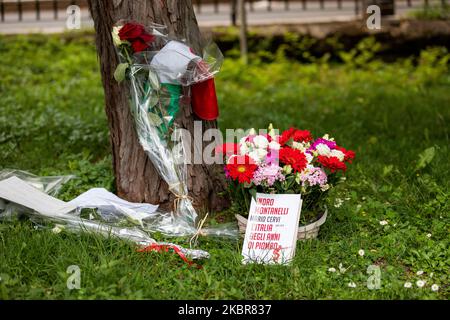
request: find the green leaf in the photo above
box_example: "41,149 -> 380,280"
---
382,165 -> 394,177
249,187 -> 257,200
113,63 -> 129,82
147,112 -> 163,126
148,93 -> 159,108
415,146 -> 436,171
148,70 -> 160,90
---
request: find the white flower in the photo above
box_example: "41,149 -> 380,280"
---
291,141 -> 307,152
330,149 -> 345,161
315,143 -> 331,156
328,267 -> 336,273
348,282 -> 357,288
431,284 -> 439,292
253,135 -> 269,149
416,280 -> 426,288
426,233 -> 432,238
334,198 -> 344,208
248,149 -> 267,164
358,249 -> 365,257
379,220 -> 388,226
338,263 -> 347,273
268,141 -> 280,150
239,141 -> 251,155
320,184 -> 330,192
416,270 -> 424,276
404,282 -> 412,288
303,152 -> 313,164
430,272 -> 434,278
112,26 -> 124,47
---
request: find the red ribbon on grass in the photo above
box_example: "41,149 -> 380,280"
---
137,244 -> 202,269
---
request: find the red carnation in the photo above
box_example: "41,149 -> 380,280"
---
279,128 -> 312,145
225,155 -> 258,184
318,155 -> 347,172
279,128 -> 296,146
279,147 -> 308,173
119,22 -> 154,53
292,130 -> 312,143
334,146 -> 356,163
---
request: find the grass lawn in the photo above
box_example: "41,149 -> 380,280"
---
0,33 -> 449,299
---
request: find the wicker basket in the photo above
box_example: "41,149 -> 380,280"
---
235,207 -> 328,240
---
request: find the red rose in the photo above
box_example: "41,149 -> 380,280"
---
131,39 -> 150,53
318,155 -> 347,172
279,147 -> 308,173
118,22 -> 154,53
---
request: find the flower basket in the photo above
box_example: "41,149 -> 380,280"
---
235,207 -> 328,240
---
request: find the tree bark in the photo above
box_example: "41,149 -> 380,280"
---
87,0 -> 228,213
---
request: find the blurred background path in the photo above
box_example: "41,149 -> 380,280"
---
0,0 -> 427,34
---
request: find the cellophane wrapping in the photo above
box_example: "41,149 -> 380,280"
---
114,21 -> 236,238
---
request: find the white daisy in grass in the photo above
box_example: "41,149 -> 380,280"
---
328,267 -> 336,273
416,270 -> 424,276
334,198 -> 344,208
426,233 -> 432,238
416,280 -> 426,288
348,282 -> 357,288
379,220 -> 388,226
358,249 -> 365,257
431,284 -> 439,292
404,282 -> 412,288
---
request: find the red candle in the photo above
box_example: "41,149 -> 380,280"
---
191,78 -> 219,121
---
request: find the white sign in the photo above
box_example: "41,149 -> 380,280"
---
242,193 -> 302,265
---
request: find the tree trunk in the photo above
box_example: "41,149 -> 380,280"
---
87,0 -> 229,213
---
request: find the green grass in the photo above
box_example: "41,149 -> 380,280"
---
0,33 -> 449,299
409,4 -> 450,20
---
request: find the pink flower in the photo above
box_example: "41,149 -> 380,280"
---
252,164 -> 285,186
265,150 -> 279,166
299,166 -> 328,187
